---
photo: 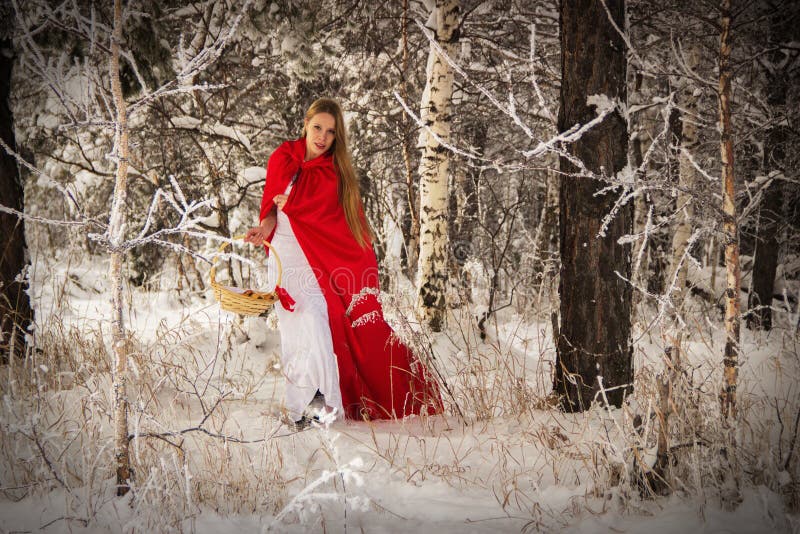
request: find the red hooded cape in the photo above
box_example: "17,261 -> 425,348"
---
260,139 -> 443,420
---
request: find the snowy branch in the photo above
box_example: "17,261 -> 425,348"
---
678,147 -> 718,183
599,0 -> 645,68
127,82 -> 228,117
523,95 -> 620,160
0,137 -> 82,213
168,115 -> 253,153
529,23 -> 557,125
174,0 -> 254,85
415,19 -> 539,140
393,91 -> 488,162
0,204 -> 89,228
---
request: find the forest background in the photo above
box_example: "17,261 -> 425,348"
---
1,0 -> 799,532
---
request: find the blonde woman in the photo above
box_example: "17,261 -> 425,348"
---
246,98 -> 442,428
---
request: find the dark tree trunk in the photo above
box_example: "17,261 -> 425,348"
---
552,0 -> 633,412
747,5 -> 793,331
747,171 -> 781,331
0,38 -> 33,361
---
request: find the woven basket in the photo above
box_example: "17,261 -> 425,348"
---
209,236 -> 283,316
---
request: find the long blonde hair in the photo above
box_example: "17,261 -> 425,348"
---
301,98 -> 374,248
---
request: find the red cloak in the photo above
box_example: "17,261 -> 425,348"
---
259,138 -> 443,420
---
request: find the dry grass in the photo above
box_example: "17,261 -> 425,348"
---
0,311 -> 293,531
1,265 -> 798,531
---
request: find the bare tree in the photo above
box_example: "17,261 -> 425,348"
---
718,0 -> 740,418
108,0 -> 132,496
10,0 -> 250,496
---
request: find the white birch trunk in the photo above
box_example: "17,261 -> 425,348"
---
631,73 -> 659,295
533,163 -> 560,326
718,0 -> 740,418
708,235 -> 719,296
533,163 -> 559,269
416,0 -> 459,332
654,47 -> 702,482
109,0 -> 131,495
669,44 -> 700,357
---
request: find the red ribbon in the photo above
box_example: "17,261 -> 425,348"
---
275,286 -> 296,312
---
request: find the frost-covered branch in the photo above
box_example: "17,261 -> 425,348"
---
120,49 -> 150,96
168,115 -> 253,153
393,91 -> 488,161
127,82 -> 227,117
415,20 -> 539,140
629,203 -> 654,280
0,137 -> 82,212
524,94 -> 621,159
631,93 -> 677,182
739,170 -> 789,222
596,184 -> 636,239
0,204 -> 89,228
678,146 -> 718,183
174,0 -> 254,85
599,0 -> 645,68
617,226 -> 705,332
529,23 -> 557,125
670,36 -> 718,91
128,394 -> 272,446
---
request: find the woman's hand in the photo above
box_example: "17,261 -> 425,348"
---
244,226 -> 268,245
244,212 -> 276,245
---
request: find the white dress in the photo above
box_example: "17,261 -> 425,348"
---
267,183 -> 344,421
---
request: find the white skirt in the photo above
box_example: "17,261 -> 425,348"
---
267,208 -> 344,421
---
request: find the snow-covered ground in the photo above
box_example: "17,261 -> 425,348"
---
1,247 -> 798,533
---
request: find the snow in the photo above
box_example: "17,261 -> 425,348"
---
171,116 -> 253,152
281,34 -> 300,54
242,166 -> 267,182
3,244 -> 797,533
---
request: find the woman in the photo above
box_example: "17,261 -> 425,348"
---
245,98 -> 442,427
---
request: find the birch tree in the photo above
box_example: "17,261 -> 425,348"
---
416,0 -> 460,332
552,0 -> 633,412
718,0 -> 740,418
668,44 -> 700,358
647,44 -> 701,489
629,71 -> 662,299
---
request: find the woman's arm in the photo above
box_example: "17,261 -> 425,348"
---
244,208 -> 276,244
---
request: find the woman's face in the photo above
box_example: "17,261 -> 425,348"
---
304,112 -> 336,160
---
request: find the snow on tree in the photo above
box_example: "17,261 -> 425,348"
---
107,0 -> 132,494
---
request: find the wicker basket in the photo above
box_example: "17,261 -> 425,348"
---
209,236 -> 284,316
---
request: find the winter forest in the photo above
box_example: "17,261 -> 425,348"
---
1,0 -> 799,532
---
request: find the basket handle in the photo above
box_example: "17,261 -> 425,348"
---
209,235 -> 283,290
